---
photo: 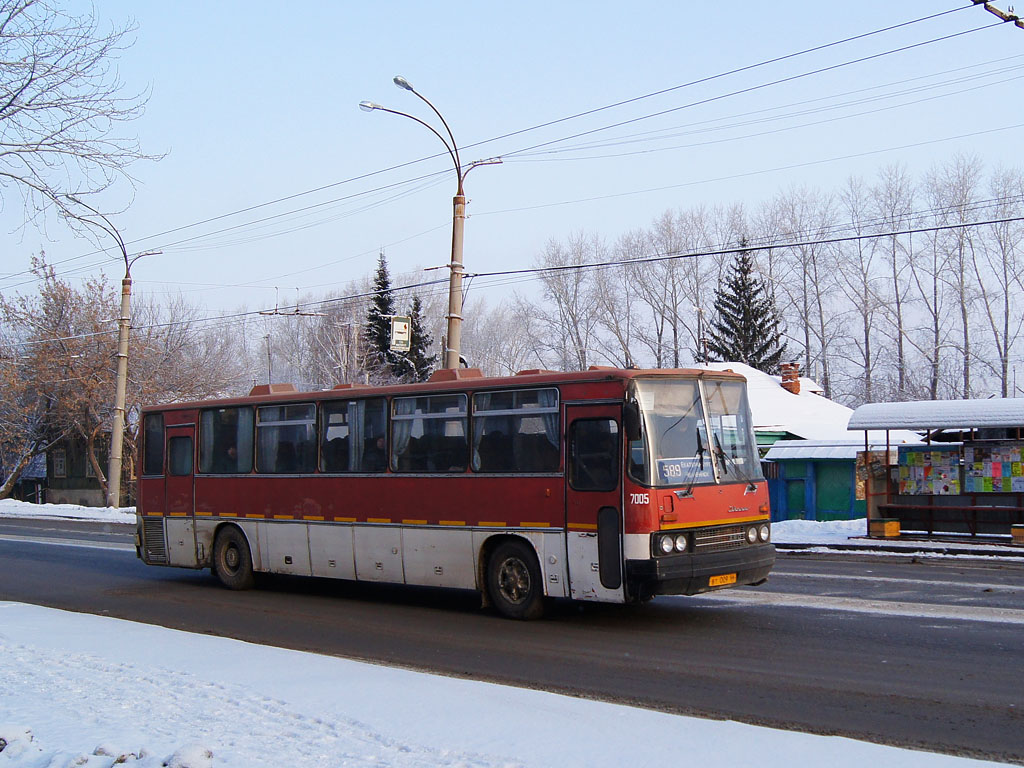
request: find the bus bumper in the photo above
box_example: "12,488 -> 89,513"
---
625,543 -> 775,598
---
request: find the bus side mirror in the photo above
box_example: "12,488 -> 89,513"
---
623,401 -> 641,442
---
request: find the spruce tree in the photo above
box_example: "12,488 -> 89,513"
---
405,295 -> 437,382
364,251 -> 399,379
704,248 -> 787,374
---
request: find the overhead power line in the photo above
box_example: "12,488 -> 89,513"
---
14,214 -> 1024,348
0,5 -> 982,290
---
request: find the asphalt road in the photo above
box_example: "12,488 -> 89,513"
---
1,518 -> 1022,763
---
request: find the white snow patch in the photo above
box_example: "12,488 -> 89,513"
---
0,602 -> 1004,768
771,517 -> 868,544
0,498 -> 134,524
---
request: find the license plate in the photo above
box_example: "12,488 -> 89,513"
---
709,573 -> 737,587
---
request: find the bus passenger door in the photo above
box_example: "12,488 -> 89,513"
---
565,405 -> 626,603
164,424 -> 198,567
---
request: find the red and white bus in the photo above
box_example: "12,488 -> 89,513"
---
136,366 -> 774,619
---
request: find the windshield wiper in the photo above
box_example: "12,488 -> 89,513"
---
713,434 -> 728,475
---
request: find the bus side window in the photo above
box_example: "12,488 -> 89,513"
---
142,413 -> 164,475
569,419 -> 619,492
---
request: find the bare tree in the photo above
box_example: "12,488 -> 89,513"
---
0,0 -> 156,227
774,186 -> 840,396
973,167 -> 1024,396
926,155 -> 984,398
524,233 -> 603,371
870,163 -> 916,400
835,175 -> 884,403
0,256 -> 247,500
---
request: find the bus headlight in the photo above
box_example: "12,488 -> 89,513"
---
658,535 -> 675,554
759,524 -> 770,543
674,534 -> 688,552
746,526 -> 758,544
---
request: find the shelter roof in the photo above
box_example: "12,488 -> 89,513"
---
848,398 -> 1024,431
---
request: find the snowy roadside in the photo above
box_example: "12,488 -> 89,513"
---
0,498 -> 1017,766
0,498 -> 134,525
0,602 -> 1006,768
2,498 -> 1018,554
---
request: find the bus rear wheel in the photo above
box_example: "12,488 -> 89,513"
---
213,526 -> 255,590
486,540 -> 544,620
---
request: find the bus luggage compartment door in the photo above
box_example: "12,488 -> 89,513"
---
565,405 -> 626,603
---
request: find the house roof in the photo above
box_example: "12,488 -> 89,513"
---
848,398 -> 1024,431
700,362 -> 920,444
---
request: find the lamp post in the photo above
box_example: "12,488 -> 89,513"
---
360,76 -> 483,370
68,197 -> 156,508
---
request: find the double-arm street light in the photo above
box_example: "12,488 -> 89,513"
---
69,196 -> 157,508
360,76 -> 497,370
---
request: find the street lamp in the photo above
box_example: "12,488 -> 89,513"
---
68,196 -> 158,508
360,76 -> 491,370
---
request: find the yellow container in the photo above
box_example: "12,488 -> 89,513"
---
869,518 -> 900,538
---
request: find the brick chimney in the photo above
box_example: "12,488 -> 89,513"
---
780,363 -> 801,395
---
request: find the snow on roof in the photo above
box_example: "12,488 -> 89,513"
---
700,362 -> 920,444
848,398 -> 1024,430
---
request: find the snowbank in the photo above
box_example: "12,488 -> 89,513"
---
0,498 -> 134,524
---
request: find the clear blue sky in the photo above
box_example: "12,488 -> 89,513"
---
3,1 -> 1023,315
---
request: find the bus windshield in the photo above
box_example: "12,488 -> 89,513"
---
629,378 -> 762,487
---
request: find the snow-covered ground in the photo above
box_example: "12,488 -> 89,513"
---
0,498 -> 1011,767
0,602 -> 1005,768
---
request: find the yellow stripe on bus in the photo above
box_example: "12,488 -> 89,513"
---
195,511 -> 213,517
520,522 -> 550,528
245,513 -> 264,519
479,521 -> 506,527
273,514 -> 294,520
569,523 -> 598,531
303,515 -> 325,521
335,517 -> 356,523
403,519 -> 427,525
439,520 -> 465,526
660,514 -> 770,530
367,517 -> 392,524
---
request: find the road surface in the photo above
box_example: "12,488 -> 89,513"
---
1,518 -> 1021,763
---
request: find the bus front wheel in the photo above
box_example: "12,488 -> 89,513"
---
486,540 -> 544,620
213,526 -> 255,590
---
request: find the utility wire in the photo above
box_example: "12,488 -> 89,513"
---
0,5 -> 978,288
14,214 -> 1023,347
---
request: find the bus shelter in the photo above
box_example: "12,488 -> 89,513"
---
848,399 -> 1024,541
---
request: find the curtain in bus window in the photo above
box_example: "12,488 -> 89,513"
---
472,389 -> 558,473
257,404 -> 315,473
538,388 -> 559,460
392,398 -> 416,470
354,399 -> 387,472
393,395 -> 467,472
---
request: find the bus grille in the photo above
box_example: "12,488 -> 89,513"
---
142,518 -> 168,564
694,525 -> 747,552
